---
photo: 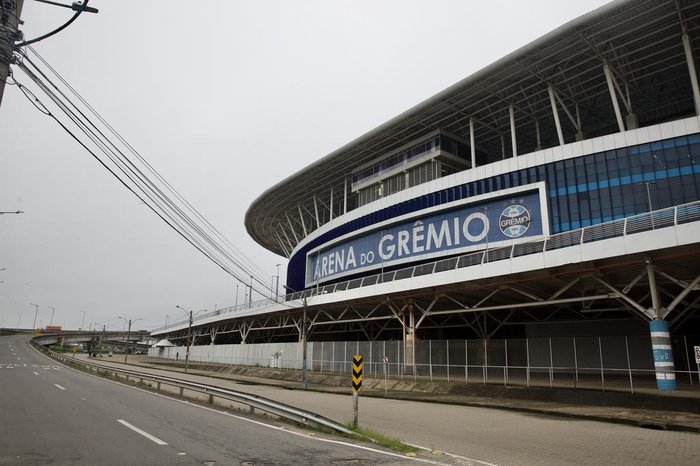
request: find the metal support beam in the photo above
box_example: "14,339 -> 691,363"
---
313,195 -> 320,229
593,275 -> 653,319
329,187 -> 334,221
682,31 -> 700,115
646,260 -> 664,319
603,63 -> 626,133
662,272 -> 700,319
297,204 -> 308,237
285,213 -> 299,243
547,85 -> 565,146
469,117 -> 476,168
343,177 -> 348,214
509,105 -> 517,157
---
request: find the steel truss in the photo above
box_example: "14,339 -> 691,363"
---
159,246 -> 700,346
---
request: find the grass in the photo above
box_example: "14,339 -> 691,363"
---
342,423 -> 419,454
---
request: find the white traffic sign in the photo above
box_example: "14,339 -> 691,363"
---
383,356 -> 389,364
694,346 -> 700,364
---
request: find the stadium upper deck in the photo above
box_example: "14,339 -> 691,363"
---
246,0 -> 700,293
149,0 -> 700,392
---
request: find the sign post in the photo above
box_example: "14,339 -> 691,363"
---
352,355 -> 363,428
383,355 -> 389,397
694,346 -> 700,384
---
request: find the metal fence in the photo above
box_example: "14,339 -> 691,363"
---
310,336 -> 700,396
148,335 -> 700,396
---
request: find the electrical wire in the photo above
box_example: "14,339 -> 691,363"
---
12,49 -> 291,305
25,45 -> 273,284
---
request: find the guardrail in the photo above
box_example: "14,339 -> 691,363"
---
154,200 -> 700,332
41,345 -> 354,436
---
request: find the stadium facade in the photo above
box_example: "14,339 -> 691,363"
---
154,0 -> 700,391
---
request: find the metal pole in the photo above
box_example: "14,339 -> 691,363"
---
49,306 -> 55,326
185,311 -> 192,373
301,299 -> 308,389
573,337 -> 579,388
30,303 -> 38,329
625,336 -> 634,394
81,311 -> 86,330
124,319 -> 131,363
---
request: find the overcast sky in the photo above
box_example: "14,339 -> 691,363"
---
0,0 -> 610,331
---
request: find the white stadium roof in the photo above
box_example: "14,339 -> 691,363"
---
246,0 -> 700,256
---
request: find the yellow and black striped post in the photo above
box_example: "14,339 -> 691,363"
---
352,355 -> 364,393
352,355 -> 363,427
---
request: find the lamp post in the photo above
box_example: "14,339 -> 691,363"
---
29,303 -> 39,330
118,315 -> 141,363
176,305 -> 194,373
81,311 -> 86,330
48,306 -> 55,327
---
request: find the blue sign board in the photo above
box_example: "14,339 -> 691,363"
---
306,190 -> 544,285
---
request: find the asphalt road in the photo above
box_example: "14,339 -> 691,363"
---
73,353 -> 700,466
0,335 -> 431,465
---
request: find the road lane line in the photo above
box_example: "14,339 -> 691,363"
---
54,384 -> 66,390
33,371 -> 39,375
33,345 -> 459,464
116,419 -> 168,445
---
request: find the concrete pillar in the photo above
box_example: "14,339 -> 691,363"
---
650,320 -> 676,391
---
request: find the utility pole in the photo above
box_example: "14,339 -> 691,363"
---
0,0 -> 24,107
81,310 -> 86,330
48,306 -> 55,326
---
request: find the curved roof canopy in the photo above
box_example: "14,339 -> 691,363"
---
246,0 -> 700,256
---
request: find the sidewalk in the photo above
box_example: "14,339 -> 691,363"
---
78,354 -> 700,435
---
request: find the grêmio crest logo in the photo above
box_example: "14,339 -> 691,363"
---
499,203 -> 531,238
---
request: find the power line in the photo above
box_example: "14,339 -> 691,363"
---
11,48 -> 285,303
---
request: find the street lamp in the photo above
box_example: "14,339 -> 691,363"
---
176,305 -> 194,373
118,315 -> 142,363
29,303 -> 39,330
81,311 -> 86,330
49,306 -> 55,327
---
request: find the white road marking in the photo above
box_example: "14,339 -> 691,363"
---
117,419 -> 168,445
33,344 -> 460,465
33,371 -> 39,375
54,384 -> 66,391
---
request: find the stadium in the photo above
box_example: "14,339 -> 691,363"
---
152,0 -> 700,392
